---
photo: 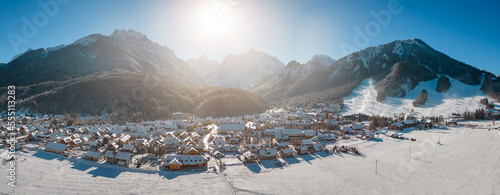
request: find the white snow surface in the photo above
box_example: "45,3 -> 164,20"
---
2,122 -> 499,194
343,78 -> 496,117
392,41 -> 404,59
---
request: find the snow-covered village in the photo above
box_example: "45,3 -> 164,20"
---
2,0 -> 500,194
1,100 -> 500,194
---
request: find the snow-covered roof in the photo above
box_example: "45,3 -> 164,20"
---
82,151 -> 101,159
163,155 -> 207,166
404,119 -> 416,125
313,143 -> 324,151
122,144 -> 134,151
304,130 -> 316,136
219,124 -> 245,131
45,142 -> 68,152
170,158 -> 181,165
281,148 -> 295,154
104,150 -> 115,158
114,152 -> 132,160
302,139 -> 314,145
243,151 -> 256,158
342,126 -> 353,132
259,149 -> 277,157
394,122 -> 405,127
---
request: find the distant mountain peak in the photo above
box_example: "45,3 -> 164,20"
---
110,29 -> 149,42
73,34 -> 106,47
285,60 -> 302,68
197,53 -> 210,61
108,29 -> 155,49
306,54 -> 335,69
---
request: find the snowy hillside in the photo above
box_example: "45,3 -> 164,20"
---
343,78 -> 497,116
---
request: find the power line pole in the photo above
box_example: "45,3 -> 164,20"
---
375,160 -> 378,174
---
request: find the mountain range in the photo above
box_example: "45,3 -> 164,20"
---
278,38 -> 500,108
187,49 -> 285,89
0,29 -> 268,119
1,29 -> 499,118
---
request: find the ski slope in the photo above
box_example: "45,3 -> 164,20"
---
343,78 -> 496,117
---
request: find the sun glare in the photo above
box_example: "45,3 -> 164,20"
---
201,8 -> 231,35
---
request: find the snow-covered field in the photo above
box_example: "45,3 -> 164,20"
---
343,79 -> 496,117
1,121 -> 500,194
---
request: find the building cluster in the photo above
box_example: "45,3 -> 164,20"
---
1,104 -> 480,171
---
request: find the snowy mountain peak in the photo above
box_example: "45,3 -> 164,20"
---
73,34 -> 104,47
109,29 -> 149,43
309,54 -> 335,68
108,29 -> 155,50
303,54 -> 335,73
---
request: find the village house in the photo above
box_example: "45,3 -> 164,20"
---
275,129 -> 304,142
280,148 -> 296,158
263,129 -> 275,137
122,144 -> 135,152
246,144 -> 260,152
107,142 -> 120,151
45,142 -> 69,153
162,155 -> 208,170
69,137 -> 81,146
341,126 -> 354,134
304,130 -> 317,139
104,150 -> 116,164
312,143 -> 325,153
60,137 -> 72,144
258,148 -> 278,160
299,146 -> 309,155
82,151 -> 102,161
390,122 -> 405,130
185,147 -> 200,155
242,151 -> 258,163
215,145 -> 239,153
276,142 -> 289,149
114,152 -> 132,166
218,124 -> 246,134
301,139 -> 314,147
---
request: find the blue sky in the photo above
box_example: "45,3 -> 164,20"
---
1,0 -> 499,75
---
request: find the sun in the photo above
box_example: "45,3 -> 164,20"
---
201,8 -> 232,35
